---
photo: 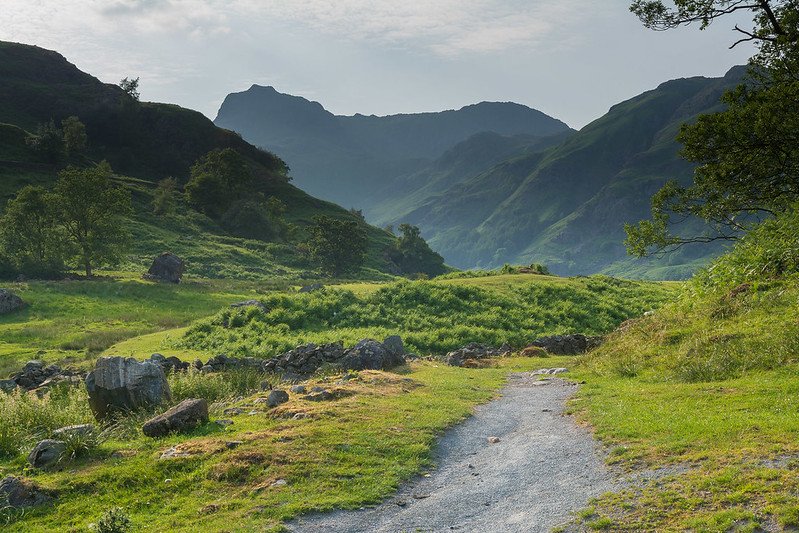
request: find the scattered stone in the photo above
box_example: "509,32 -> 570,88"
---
27,439 -> 66,469
149,353 -> 189,373
267,389 -> 289,407
298,283 -> 324,293
445,343 -> 511,367
383,335 -> 405,356
223,407 -> 244,416
52,424 -> 95,440
310,386 -> 325,393
215,419 -> 234,427
488,436 -> 501,444
270,479 -> 288,487
142,398 -> 209,437
303,390 -> 334,402
531,368 -> 568,375
11,360 -> 70,390
292,412 -> 309,420
160,446 -> 194,460
0,476 -> 53,508
86,356 -> 171,420
290,385 -> 307,394
0,288 -> 24,314
260,381 -> 272,391
0,379 -> 18,393
527,334 -> 602,355
230,300 -> 267,311
143,252 -> 185,283
225,441 -> 243,449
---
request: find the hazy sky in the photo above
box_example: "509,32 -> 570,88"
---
2,1 -> 754,128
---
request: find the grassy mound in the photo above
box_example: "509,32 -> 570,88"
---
181,275 -> 676,358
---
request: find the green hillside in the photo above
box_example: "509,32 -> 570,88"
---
0,42 -> 397,279
379,68 -> 746,278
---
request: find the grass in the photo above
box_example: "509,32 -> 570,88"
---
0,357 -> 572,532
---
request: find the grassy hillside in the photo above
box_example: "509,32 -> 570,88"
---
0,41 -> 398,278
0,271 -> 675,532
561,210 -> 799,530
368,68 -> 746,278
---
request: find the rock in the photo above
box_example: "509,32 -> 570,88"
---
143,252 -> 185,283
298,283 -> 324,293
230,300 -> 266,311
0,476 -> 53,508
488,436 -> 501,444
303,390 -> 334,402
0,379 -> 18,393
12,360 -> 64,390
225,441 -> 243,449
27,439 -> 66,469
142,398 -> 209,438
0,289 -> 24,314
383,335 -> 405,355
149,353 -> 189,373
520,346 -> 548,357
264,342 -> 345,377
259,381 -> 272,391
86,356 -> 171,420
267,389 -> 289,407
215,419 -> 234,427
223,407 -> 244,416
290,385 -> 307,394
527,334 -> 602,355
310,386 -> 325,393
340,339 -> 406,371
445,343 -> 510,367
270,479 -> 288,487
52,424 -> 95,440
159,446 -> 193,459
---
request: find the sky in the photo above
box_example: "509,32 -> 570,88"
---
1,1 -> 755,129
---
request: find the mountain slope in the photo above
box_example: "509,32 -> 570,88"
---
0,41 -> 396,279
214,85 -> 572,205
385,67 -> 747,277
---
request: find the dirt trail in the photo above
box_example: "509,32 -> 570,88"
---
289,373 -> 615,533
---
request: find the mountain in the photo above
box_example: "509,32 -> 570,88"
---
386,67 -> 747,278
214,85 -> 572,206
0,41 -> 396,279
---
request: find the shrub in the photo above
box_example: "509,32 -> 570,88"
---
90,507 -> 132,533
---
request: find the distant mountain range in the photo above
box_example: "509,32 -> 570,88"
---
216,67 -> 747,278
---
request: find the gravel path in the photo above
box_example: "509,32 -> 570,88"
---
289,373 -> 616,533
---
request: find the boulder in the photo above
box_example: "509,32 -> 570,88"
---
52,424 -> 95,440
0,476 -> 53,508
527,334 -> 602,355
290,385 -> 307,394
85,357 -> 171,420
144,252 -> 185,283
0,289 -> 24,314
267,389 -> 289,407
445,343 -> 511,367
230,300 -> 267,311
264,342 -> 345,377
340,339 -> 406,371
0,379 -> 18,393
149,353 -> 189,373
27,439 -> 66,469
142,398 -> 209,438
383,335 -> 405,355
303,389 -> 334,402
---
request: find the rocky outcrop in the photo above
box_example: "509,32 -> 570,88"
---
149,353 -> 190,373
85,357 -> 172,420
142,398 -> 209,437
340,339 -> 406,371
0,289 -> 24,314
143,252 -> 185,283
0,476 -> 54,508
27,439 -> 66,469
445,343 -> 511,367
264,337 -> 406,378
527,334 -> 602,355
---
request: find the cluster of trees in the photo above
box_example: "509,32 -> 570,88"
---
0,163 -> 131,278
626,0 -> 799,257
26,116 -> 88,163
386,224 -> 446,277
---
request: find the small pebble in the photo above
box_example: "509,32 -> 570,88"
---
488,436 -> 501,444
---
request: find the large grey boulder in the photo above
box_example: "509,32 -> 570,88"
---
340,339 -> 406,371
144,252 -> 185,283
142,398 -> 208,437
27,439 -> 66,469
267,389 -> 289,407
0,289 -> 24,314
0,476 -> 54,507
85,357 -> 171,420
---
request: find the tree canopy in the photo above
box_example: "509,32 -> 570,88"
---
626,0 -> 799,257
185,148 -> 252,218
387,224 -> 446,277
307,215 -> 368,276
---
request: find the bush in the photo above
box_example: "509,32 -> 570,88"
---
90,507 -> 131,533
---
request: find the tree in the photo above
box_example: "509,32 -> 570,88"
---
220,194 -> 290,241
185,148 -> 252,217
119,77 -> 140,101
61,116 -> 88,154
625,0 -> 799,257
307,215 -> 368,276
51,163 -> 132,277
152,177 -> 178,215
387,223 -> 446,277
26,120 -> 63,163
0,186 -> 68,277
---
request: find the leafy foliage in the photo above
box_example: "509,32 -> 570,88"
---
90,507 -> 132,533
152,177 -> 177,215
185,148 -> 252,217
61,115 -> 87,155
118,77 -> 140,101
307,215 -> 368,276
387,224 -> 446,277
25,120 -> 63,163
